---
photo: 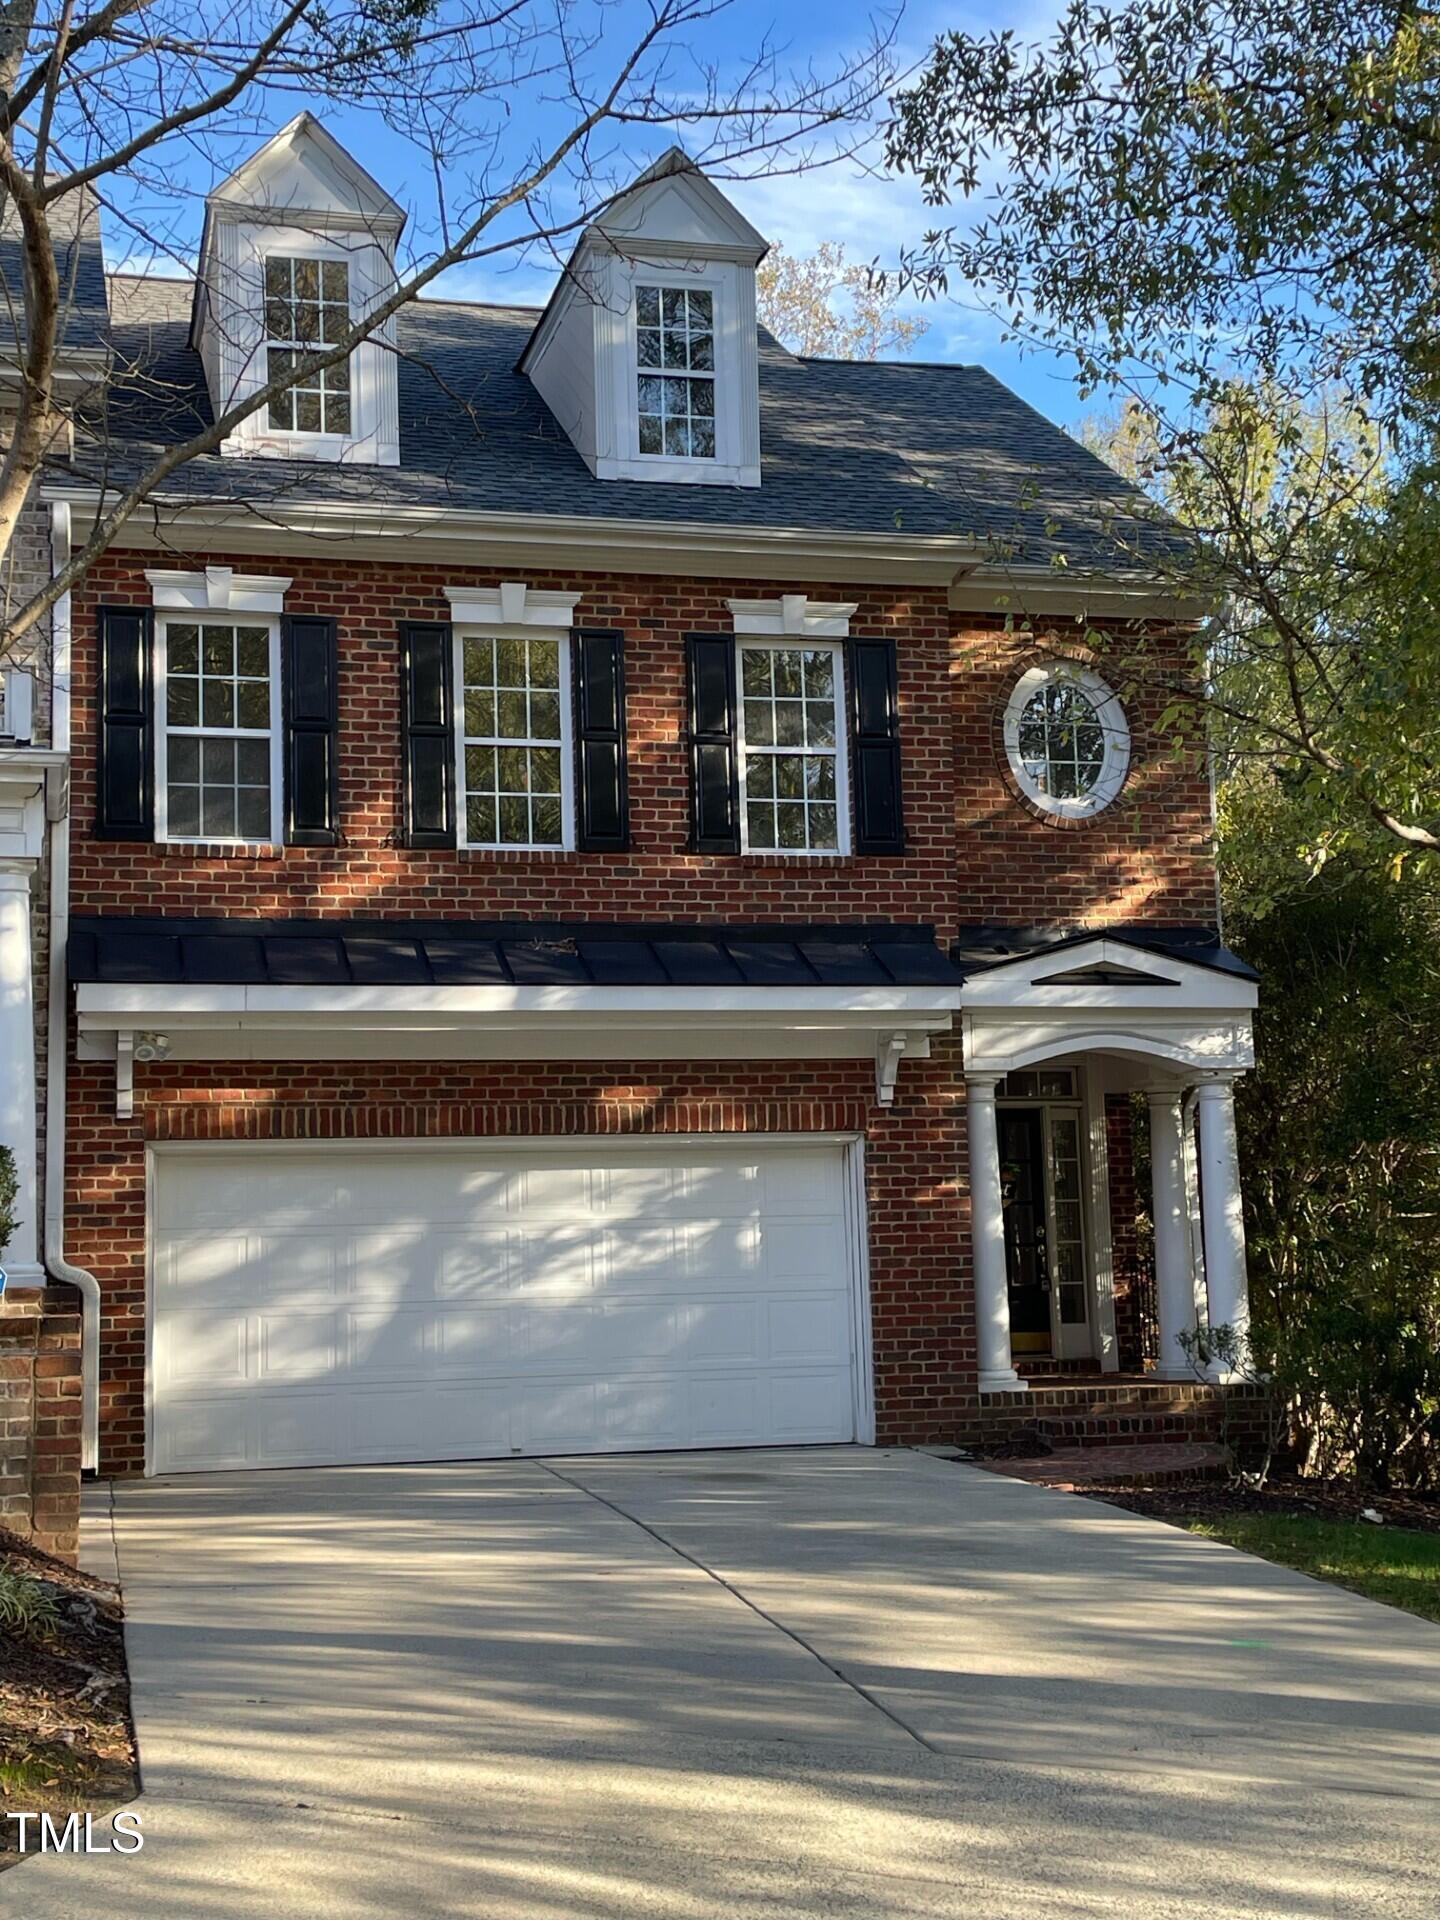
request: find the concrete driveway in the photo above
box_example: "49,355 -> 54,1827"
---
18,1447 -> 1440,1917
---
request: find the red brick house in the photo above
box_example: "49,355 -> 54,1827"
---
1,120 -> 1259,1489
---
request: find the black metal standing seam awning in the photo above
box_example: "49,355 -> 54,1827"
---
67,917 -> 966,990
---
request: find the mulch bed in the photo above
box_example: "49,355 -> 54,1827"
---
0,1527 -> 138,1868
1083,1474 -> 1440,1535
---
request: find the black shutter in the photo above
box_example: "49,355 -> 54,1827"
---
572,628 -> 629,852
399,622 -> 455,848
96,605 -> 153,838
848,636 -> 906,854
282,615 -> 339,846
685,633 -> 739,853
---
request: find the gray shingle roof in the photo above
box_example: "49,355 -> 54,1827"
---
71,268 -> 1174,568
0,187 -> 109,360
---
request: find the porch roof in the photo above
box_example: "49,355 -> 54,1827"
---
951,924 -> 1258,984
68,916 -> 964,990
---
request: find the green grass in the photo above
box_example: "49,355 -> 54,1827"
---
1186,1511 -> 1440,1623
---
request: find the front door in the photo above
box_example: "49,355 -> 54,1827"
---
999,1109 -> 1051,1353
999,1103 -> 1095,1362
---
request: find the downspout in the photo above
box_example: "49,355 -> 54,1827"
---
42,500 -> 102,1472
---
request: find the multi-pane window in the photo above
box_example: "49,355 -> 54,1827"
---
264,256 -> 351,434
459,633 -> 568,848
737,642 -> 846,852
636,285 -> 715,458
161,620 -> 276,840
1015,680 -> 1107,801
1003,664 -> 1130,817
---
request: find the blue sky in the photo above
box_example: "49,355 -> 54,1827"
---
117,0 -> 1092,428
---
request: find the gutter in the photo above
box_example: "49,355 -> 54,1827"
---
42,500 -> 102,1473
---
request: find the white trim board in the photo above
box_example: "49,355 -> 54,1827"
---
76,983 -> 962,1020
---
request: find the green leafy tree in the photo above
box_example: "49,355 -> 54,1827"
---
1220,780 -> 1440,1485
888,0 -> 1440,861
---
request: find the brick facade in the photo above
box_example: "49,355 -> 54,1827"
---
62,547 -> 1222,1474
69,552 -> 1218,930
0,1298 -> 82,1561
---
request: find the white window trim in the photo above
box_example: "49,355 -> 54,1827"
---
633,280 -> 717,466
451,617 -> 576,854
262,249 -> 353,442
1002,662 -> 1131,819
728,596 -> 857,639
146,568 -> 291,615
735,636 -> 852,858
257,244 -> 358,454
153,613 -> 284,848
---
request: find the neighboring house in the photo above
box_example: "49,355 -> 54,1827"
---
12,116 -> 1259,1484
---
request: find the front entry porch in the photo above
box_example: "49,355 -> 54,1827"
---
955,930 -> 1262,1444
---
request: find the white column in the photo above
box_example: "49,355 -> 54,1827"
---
1147,1090 -> 1198,1379
968,1073 -> 1025,1392
1195,1074 -> 1250,1376
0,861 -> 43,1288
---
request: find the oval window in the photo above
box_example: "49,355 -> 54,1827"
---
1002,664 -> 1130,817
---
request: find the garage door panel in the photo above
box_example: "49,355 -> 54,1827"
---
435,1230 -> 517,1298
515,1378 -> 604,1452
510,1226 -> 599,1295
766,1370 -> 855,1441
343,1386 -> 510,1462
688,1372 -> 762,1444
599,1379 -> 690,1448
679,1298 -> 760,1365
255,1310 -> 341,1383
433,1305 -> 515,1370
154,1309 -> 247,1389
155,1397 -> 250,1472
151,1143 -> 861,1472
347,1307 -> 433,1379
757,1215 -> 847,1283
768,1294 -> 851,1363
513,1162 -> 594,1216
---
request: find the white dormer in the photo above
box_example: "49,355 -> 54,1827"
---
192,113 -> 405,465
520,150 -> 768,488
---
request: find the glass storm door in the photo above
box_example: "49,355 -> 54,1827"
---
999,1108 -> 1051,1353
1045,1107 -> 1093,1360
999,1103 -> 1094,1361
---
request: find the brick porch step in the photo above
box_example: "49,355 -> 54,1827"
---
975,1440 -> 1229,1491
975,1376 -> 1227,1449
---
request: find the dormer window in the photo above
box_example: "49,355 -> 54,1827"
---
636,286 -> 715,459
264,256 -> 351,435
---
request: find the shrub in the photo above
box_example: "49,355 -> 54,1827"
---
0,1143 -> 18,1260
0,1566 -> 61,1638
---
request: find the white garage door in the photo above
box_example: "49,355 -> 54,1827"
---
149,1141 -> 863,1473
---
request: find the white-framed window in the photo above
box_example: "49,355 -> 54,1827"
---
736,639 -> 849,854
635,284 -> 716,459
155,615 -> 282,844
455,629 -> 573,850
263,254 -> 352,435
1002,663 -> 1130,818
